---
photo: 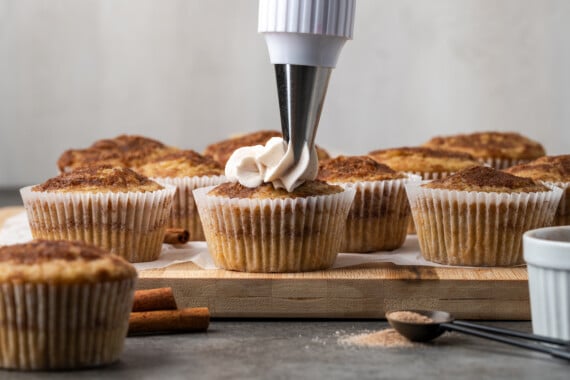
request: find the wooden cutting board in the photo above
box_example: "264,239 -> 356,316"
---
0,207 -> 530,320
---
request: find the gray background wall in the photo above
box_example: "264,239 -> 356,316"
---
1,0 -> 569,187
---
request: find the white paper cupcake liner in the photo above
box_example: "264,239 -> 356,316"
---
332,175 -> 421,252
152,176 -> 227,241
193,185 -> 356,273
405,171 -> 455,234
542,181 -> 570,226
482,157 -> 530,170
20,185 -> 176,262
405,182 -> 563,266
0,278 -> 135,370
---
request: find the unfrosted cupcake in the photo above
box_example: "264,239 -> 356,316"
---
194,180 -> 355,272
0,240 -> 136,370
21,166 -> 176,262
58,134 -> 178,172
368,146 -> 481,180
505,155 -> 570,226
406,166 -> 562,266
317,156 -> 420,252
423,131 -> 545,169
203,130 -> 331,166
135,150 -> 226,240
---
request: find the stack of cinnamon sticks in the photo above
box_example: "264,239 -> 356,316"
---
129,287 -> 210,335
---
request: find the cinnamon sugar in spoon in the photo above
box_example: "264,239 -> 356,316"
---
386,310 -> 570,361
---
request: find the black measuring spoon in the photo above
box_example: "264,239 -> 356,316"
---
386,310 -> 570,361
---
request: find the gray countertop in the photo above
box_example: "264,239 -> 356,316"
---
0,190 -> 568,379
1,320 -> 569,380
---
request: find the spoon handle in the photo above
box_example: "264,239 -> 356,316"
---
441,323 -> 570,361
453,320 -> 570,347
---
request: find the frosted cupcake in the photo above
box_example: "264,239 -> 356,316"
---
423,131 -> 545,170
21,166 -> 176,262
135,150 -> 226,240
194,137 -> 354,272
318,156 -> 420,252
406,166 -> 562,266
505,155 -> 570,226
0,240 -> 136,370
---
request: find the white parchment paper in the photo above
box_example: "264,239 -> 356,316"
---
0,211 -> 447,271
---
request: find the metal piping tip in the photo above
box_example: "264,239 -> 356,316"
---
275,64 -> 332,163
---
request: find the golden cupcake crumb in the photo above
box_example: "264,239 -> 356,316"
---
0,240 -> 136,283
33,166 -> 163,193
135,150 -> 223,178
368,146 -> 480,173
423,131 -> 545,160
318,155 -> 405,182
505,155 -> 570,182
423,166 -> 548,193
204,130 -> 330,165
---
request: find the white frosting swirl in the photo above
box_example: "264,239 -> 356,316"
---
225,137 -> 318,192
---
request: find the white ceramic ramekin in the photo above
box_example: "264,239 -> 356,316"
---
523,226 -> 570,340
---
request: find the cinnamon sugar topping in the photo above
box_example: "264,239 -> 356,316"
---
33,166 -> 163,193
318,156 -> 405,182
423,166 -> 548,193
505,155 -> 570,182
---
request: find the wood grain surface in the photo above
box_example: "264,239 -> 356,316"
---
0,207 -> 530,320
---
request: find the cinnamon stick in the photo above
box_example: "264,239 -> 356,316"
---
163,228 -> 190,244
128,307 -> 210,335
132,287 -> 178,312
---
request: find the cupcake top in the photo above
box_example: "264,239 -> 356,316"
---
33,166 -> 164,193
58,134 -> 179,172
423,132 -> 545,160
208,180 -> 342,199
368,146 -> 480,173
204,130 -> 331,166
0,240 -> 137,283
318,155 -> 405,183
504,155 -> 570,183
423,166 -> 549,193
135,150 -> 223,178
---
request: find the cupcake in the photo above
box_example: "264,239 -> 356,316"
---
0,240 -> 136,370
203,130 -> 331,166
58,134 -> 178,172
406,166 -> 562,266
135,150 -> 227,240
194,180 -> 354,272
505,155 -> 570,226
20,166 -> 176,262
317,156 -> 420,252
368,146 -> 481,180
423,131 -> 545,169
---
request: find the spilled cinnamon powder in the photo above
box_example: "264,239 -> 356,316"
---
338,328 -> 415,348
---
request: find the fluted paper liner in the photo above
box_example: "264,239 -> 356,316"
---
482,157 -> 529,170
544,181 -> 570,226
406,183 -> 563,266
0,278 -> 135,370
152,176 -> 226,241
193,186 -> 356,273
20,186 -> 176,262
333,175 -> 421,252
